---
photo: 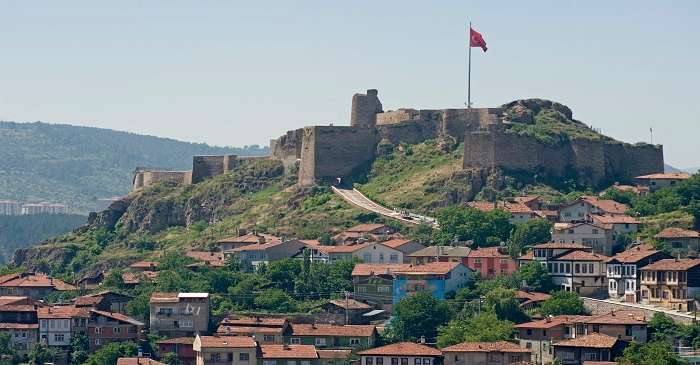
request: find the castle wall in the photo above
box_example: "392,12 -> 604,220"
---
299,126 -> 379,186
270,128 -> 304,170
376,120 -> 439,145
191,155 -> 239,184
132,170 -> 191,191
350,89 -> 383,128
463,128 -> 664,187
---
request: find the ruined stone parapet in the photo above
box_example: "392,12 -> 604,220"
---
350,89 -> 383,128
270,128 -> 304,170
132,170 -> 192,191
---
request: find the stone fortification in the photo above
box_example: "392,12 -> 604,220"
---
191,155 -> 238,184
132,170 -> 192,191
350,89 -> 383,127
270,128 -> 304,170
463,126 -> 663,187
298,126 -> 379,186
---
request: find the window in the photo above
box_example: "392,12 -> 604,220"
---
366,358 -> 374,365
474,258 -> 481,264
401,358 -> 408,365
264,361 -> 276,365
575,264 -> 580,273
390,254 -> 399,263
315,338 -> 327,346
589,264 -> 595,273
94,339 -> 101,346
358,286 -> 367,293
291,338 -> 301,344
301,361 -> 310,365
423,359 -> 430,365
592,229 -> 599,234
54,334 -> 65,342
585,352 -> 598,361
559,351 -> 574,361
592,324 -> 600,333
363,253 -> 372,262
542,330 -> 547,336
377,358 -> 383,365
526,329 -> 532,335
211,354 -> 221,362
180,320 -> 193,328
350,338 -> 361,345
240,353 -> 250,361
391,358 -> 399,365
525,342 -> 532,349
288,361 -> 296,365
94,327 -> 102,334
626,325 -> 633,336
415,359 -> 422,365
263,335 -> 276,342
378,286 -> 390,293
379,253 -> 384,262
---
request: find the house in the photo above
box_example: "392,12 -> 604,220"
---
217,232 -> 281,252
467,201 -> 538,224
332,224 -> 395,244
352,264 -> 412,310
581,310 -> 648,343
515,196 -> 544,211
129,261 -> 160,272
552,333 -> 625,365
590,215 -> 640,238
392,262 -> 473,303
290,324 -> 378,349
465,246 -> 517,278
186,250 -> 226,269
217,316 -> 291,344
442,341 -> 531,365
514,290 -> 551,309
559,196 -> 628,222
149,292 -> 210,337
260,344 -> 320,365
309,243 -> 405,264
551,222 -> 615,256
518,243 -> 608,296
515,315 -> 583,365
654,227 -> 700,257
357,342 -> 442,365
157,337 -> 196,365
224,240 -> 307,269
121,271 -> 158,287
116,358 -> 167,365
317,349 -> 352,365
77,272 -> 104,290
606,245 -> 671,302
87,310 -> 144,351
73,290 -> 132,313
316,299 -> 374,325
0,300 -> 39,355
0,272 -> 76,300
635,172 -> 691,192
639,258 -> 700,311
608,182 -> 649,197
408,246 -> 471,265
192,335 -> 257,365
379,239 -> 427,262
38,305 -> 90,348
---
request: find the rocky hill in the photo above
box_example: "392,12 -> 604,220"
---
0,121 -> 268,213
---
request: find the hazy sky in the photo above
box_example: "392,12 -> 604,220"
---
1,1 -> 698,167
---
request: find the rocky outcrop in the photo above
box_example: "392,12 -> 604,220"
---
86,198 -> 132,231
502,99 -> 573,123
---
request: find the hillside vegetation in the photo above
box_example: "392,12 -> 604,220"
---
0,121 -> 267,213
0,213 -> 86,264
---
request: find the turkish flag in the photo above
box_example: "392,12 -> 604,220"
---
470,27 -> 488,52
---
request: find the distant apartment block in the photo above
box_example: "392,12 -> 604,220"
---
21,202 -> 68,215
0,200 -> 20,215
149,292 -> 210,337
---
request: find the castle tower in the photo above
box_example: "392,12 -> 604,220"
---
350,89 -> 383,128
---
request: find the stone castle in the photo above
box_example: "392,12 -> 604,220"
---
134,89 -> 664,191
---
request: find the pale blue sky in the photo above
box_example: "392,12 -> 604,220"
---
1,1 -> 698,167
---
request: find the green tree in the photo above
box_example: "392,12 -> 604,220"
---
435,207 -> 513,246
601,188 -> 638,207
483,288 -> 529,323
254,288 -> 297,313
507,219 -> 552,257
28,343 -> 57,365
648,313 -> 680,342
539,291 -> 588,316
387,292 -> 454,341
161,352 -> 181,365
515,261 -> 556,293
617,341 -> 684,365
0,332 -> 18,363
70,333 -> 90,364
82,341 -> 137,365
437,312 -> 514,347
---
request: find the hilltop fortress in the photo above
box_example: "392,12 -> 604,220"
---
134,89 -> 664,191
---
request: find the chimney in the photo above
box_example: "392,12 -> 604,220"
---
419,336 -> 426,344
138,348 -> 143,357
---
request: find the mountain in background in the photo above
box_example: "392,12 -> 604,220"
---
0,121 -> 268,213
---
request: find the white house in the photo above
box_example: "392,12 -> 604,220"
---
551,222 -> 615,256
307,242 -> 404,264
559,196 -> 628,222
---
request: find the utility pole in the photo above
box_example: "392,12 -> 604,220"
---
467,21 -> 472,108
345,291 -> 349,325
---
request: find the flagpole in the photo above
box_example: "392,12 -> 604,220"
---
468,21 -> 472,108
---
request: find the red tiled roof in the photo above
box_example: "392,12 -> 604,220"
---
654,227 -> 700,239
358,342 -> 442,357
0,323 -> 39,329
156,337 -> 195,345
91,310 -> 144,326
585,310 -> 647,325
381,239 -> 414,249
0,296 -> 31,306
394,262 -> 464,275
220,316 -> 287,327
317,350 -> 352,359
467,201 -> 533,214
514,290 -> 551,304
327,299 -> 371,310
186,250 -> 224,267
517,252 -> 534,260
0,304 -> 36,312
607,246 -> 662,264
346,224 -> 388,233
514,196 -> 541,204
291,324 -> 376,337
38,305 -> 90,319
315,243 -> 371,254
74,296 -> 104,306
197,335 -> 257,348
0,273 -> 76,291
554,251 -> 609,262
635,173 -> 691,180
591,214 -> 640,225
531,242 -> 591,250
579,196 -> 628,215
117,358 -> 167,365
468,246 -> 511,259
129,261 -> 159,269
515,315 -> 589,329
553,333 -> 618,349
441,341 -> 530,353
351,263 -> 413,277
217,233 -> 281,244
217,325 -> 284,335
640,258 -> 700,271
409,246 -> 471,258
261,345 -> 319,359
228,241 -> 286,252
149,292 -> 179,303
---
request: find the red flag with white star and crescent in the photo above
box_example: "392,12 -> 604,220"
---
470,27 -> 487,52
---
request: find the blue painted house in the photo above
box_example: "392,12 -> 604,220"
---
392,261 -> 473,303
